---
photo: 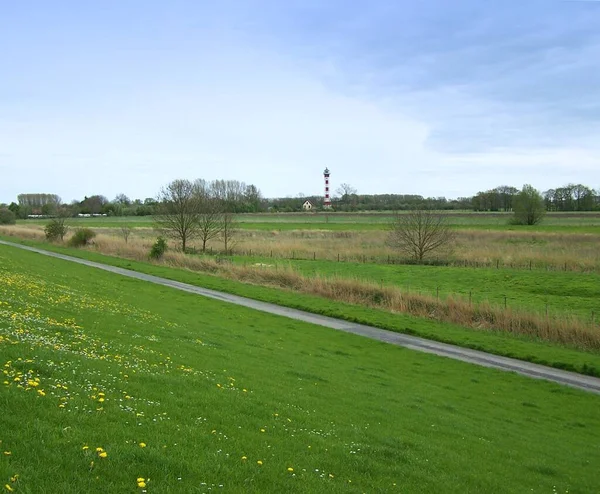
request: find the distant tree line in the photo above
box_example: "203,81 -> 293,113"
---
5,180 -> 263,219
3,181 -> 599,218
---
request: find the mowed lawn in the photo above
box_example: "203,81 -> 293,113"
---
1,245 -> 599,493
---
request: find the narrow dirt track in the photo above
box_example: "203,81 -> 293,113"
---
2,239 -> 600,395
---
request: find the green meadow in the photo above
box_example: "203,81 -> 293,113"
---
1,243 -> 600,493
18,211 -> 600,233
228,256 -> 600,319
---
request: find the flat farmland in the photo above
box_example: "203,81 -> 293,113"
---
1,243 -> 600,493
19,211 -> 600,233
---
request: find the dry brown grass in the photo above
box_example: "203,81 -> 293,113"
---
202,228 -> 600,272
5,223 -> 599,271
0,225 -> 46,240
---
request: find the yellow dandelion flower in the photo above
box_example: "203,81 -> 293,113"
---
137,478 -> 145,482
9,475 -> 18,483
139,442 -> 146,448
257,460 -> 263,466
95,447 -> 103,452
82,445 -> 89,450
3,451 -> 11,455
329,473 -> 334,478
98,451 -> 107,458
241,456 -> 247,461
98,398 -> 105,403
5,484 -> 14,492
137,481 -> 146,488
260,428 -> 265,433
287,467 -> 294,472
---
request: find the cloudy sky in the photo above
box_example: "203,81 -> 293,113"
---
1,0 -> 599,203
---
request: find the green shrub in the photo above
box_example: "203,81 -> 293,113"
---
0,208 -> 16,225
44,218 -> 69,241
150,236 -> 167,259
68,228 -> 96,247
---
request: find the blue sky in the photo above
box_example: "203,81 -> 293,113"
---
1,0 -> 599,202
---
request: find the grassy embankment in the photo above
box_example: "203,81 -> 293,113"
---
2,234 -> 600,378
1,243 -> 600,493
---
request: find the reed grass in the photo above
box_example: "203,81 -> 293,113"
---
4,224 -> 599,271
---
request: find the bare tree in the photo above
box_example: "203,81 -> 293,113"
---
154,179 -> 202,251
120,225 -> 132,244
388,207 -> 455,262
197,198 -> 223,252
220,212 -> 237,254
336,183 -> 357,200
336,183 -> 358,210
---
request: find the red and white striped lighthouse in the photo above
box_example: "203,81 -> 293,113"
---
323,168 -> 331,209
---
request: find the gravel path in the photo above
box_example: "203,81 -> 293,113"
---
2,239 -> 600,395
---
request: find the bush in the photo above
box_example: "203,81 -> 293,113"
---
0,208 -> 16,225
68,228 -> 96,247
150,236 -> 167,259
44,218 -> 69,241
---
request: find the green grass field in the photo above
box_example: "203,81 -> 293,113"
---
1,243 -> 600,493
227,256 -> 600,320
19,212 -> 600,233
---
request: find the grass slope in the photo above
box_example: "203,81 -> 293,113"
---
2,236 -> 600,379
1,244 -> 600,493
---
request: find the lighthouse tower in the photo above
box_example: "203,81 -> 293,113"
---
323,168 -> 332,209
